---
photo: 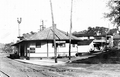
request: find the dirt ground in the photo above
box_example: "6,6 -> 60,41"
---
1,52 -> 120,77
62,63 -> 120,77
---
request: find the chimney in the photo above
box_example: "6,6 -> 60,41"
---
40,20 -> 46,31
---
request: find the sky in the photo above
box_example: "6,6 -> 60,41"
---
0,0 -> 111,43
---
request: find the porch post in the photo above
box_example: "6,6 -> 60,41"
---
47,41 -> 49,58
24,44 -> 27,58
18,44 -> 21,57
24,45 -> 26,57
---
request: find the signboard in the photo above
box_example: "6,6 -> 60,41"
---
56,41 -> 66,43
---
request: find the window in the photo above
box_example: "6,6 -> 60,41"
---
52,43 -> 66,47
29,48 -> 35,53
59,43 -> 66,47
72,44 -> 75,47
36,42 -> 41,48
52,43 -> 59,47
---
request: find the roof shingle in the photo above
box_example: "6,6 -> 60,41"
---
24,27 -> 78,40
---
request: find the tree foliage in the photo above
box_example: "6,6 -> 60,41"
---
2,42 -> 14,53
21,31 -> 36,40
105,0 -> 120,31
86,27 -> 108,36
73,26 -> 109,37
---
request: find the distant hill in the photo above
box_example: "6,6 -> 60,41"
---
0,43 -> 4,48
0,43 -> 5,52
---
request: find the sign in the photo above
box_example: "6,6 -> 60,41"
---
56,41 -> 66,43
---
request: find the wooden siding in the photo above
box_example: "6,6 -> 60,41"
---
28,42 -> 78,57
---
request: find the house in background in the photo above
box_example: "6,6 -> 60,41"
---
113,34 -> 120,49
92,35 -> 113,51
77,34 -> 114,54
77,39 -> 94,53
13,26 -> 80,59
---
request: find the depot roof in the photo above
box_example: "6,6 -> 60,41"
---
24,26 -> 79,41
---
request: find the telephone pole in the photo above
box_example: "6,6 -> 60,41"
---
50,0 -> 57,63
69,0 -> 73,60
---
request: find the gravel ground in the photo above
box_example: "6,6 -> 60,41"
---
1,51 -> 120,77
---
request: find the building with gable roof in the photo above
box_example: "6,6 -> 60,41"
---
13,26 -> 80,59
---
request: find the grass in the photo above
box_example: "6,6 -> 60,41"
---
70,49 -> 120,64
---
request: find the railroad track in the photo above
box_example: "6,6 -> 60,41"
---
0,70 -> 10,77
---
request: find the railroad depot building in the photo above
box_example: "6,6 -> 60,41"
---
13,26 -> 79,59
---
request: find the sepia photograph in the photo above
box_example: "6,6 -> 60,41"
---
1,0 -> 120,77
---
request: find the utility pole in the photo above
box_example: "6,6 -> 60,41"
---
50,0 -> 57,63
17,17 -> 22,40
69,0 -> 73,60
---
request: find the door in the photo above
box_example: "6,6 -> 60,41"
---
20,45 -> 25,57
